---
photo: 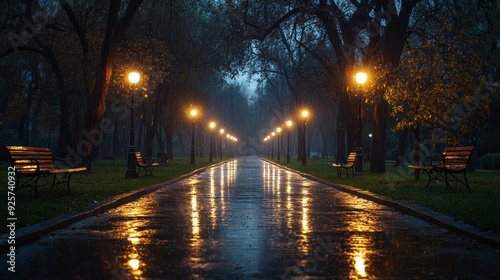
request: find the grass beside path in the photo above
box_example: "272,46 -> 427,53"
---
1,157 -> 227,232
268,157 -> 500,233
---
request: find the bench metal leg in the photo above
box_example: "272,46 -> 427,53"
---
434,171 -> 472,193
446,172 -> 472,193
423,169 -> 432,188
463,173 -> 472,193
16,175 -> 42,198
50,173 -> 74,194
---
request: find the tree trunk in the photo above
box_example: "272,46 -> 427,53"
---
165,121 -> 174,160
369,1 -> 420,173
77,0 -> 144,171
45,48 -> 71,158
370,97 -> 389,173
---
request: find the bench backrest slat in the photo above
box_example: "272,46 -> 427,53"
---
345,152 -> 356,167
6,146 -> 56,172
135,152 -> 146,165
442,146 -> 474,170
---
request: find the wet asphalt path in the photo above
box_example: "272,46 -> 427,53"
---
2,157 -> 500,279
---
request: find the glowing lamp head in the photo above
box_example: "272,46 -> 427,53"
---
190,109 -> 198,118
286,120 -> 293,127
220,129 -> 225,134
355,72 -> 367,85
301,110 -> 309,118
271,132 -> 275,136
277,127 -> 282,133
209,122 -> 216,129
128,72 -> 140,84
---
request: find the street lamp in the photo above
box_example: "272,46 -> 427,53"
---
286,120 -> 293,163
276,127 -> 282,161
271,132 -> 276,159
209,122 -> 216,163
219,128 -> 224,159
190,109 -> 198,164
301,109 -> 309,166
355,71 -> 367,174
125,71 -> 141,178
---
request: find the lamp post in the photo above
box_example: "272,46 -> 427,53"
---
190,109 -> 198,164
276,127 -> 282,161
271,132 -> 276,159
301,110 -> 309,166
233,137 -> 238,158
354,72 -> 367,174
125,71 -> 141,178
219,129 -> 224,159
226,133 -> 234,157
209,122 -> 216,163
368,133 -> 373,161
263,136 -> 270,157
286,120 -> 292,163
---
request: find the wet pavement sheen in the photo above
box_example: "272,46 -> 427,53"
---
3,157 -> 500,279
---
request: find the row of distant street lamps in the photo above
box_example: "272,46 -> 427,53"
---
123,69 -> 367,177
124,70 -> 238,179
262,70 -> 368,172
263,109 -> 309,166
188,108 -> 238,165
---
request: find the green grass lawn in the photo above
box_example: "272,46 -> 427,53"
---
269,158 -> 500,233
1,157 -> 226,231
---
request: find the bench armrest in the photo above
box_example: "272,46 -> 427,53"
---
422,153 -> 443,167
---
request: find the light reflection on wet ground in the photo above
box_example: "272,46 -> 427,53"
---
2,157 -> 500,279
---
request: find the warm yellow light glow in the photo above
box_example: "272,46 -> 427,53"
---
128,233 -> 140,245
220,128 -> 225,134
128,72 -> 140,84
190,109 -> 198,117
227,134 -> 230,138
191,187 -> 200,236
301,110 -> 309,118
271,132 -> 276,136
286,120 -> 293,127
354,252 -> 367,277
355,72 -> 367,85
209,122 -> 216,129
277,127 -> 282,133
128,259 -> 140,270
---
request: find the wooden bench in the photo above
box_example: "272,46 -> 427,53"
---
135,152 -> 159,176
5,146 -> 87,197
409,146 -> 474,193
332,151 -> 356,177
